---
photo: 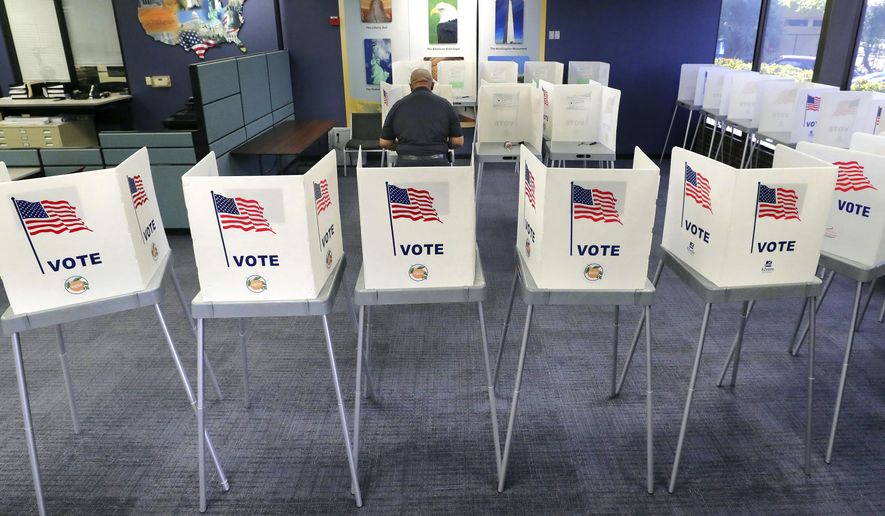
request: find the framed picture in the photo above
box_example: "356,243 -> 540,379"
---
494,0 -> 523,44
429,0 -> 458,44
364,38 -> 392,85
361,0 -> 392,23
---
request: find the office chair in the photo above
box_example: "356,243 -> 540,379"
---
344,112 -> 383,175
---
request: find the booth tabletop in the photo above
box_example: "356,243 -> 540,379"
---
231,119 -> 335,156
726,118 -> 757,132
544,141 -> 615,159
8,167 -> 41,181
515,251 -> 654,306
755,130 -> 796,147
475,142 -> 540,160
818,251 -> 885,283
676,100 -> 703,110
702,107 -> 726,119
354,248 -> 486,306
661,248 -> 822,304
191,256 -> 346,319
1,254 -> 171,335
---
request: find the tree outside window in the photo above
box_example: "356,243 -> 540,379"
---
852,0 -> 885,92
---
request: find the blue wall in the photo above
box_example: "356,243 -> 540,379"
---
111,0 -> 280,130
545,0 -> 721,155
0,18 -> 16,95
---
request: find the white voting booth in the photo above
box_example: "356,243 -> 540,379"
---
567,61 -> 610,86
437,59 -> 477,102
850,131 -> 885,155
538,79 -> 620,148
381,82 -> 455,125
479,60 -> 518,84
516,146 -> 659,289
0,161 -> 9,182
677,64 -> 720,106
703,68 -> 755,116
476,83 -> 543,150
726,73 -> 790,125
661,146 -> 836,287
796,141 -> 885,267
756,81 -> 839,143
812,91 -> 885,149
182,150 -> 343,302
356,153 -> 475,289
392,60 -> 432,85
0,148 -> 170,314
524,61 -> 564,85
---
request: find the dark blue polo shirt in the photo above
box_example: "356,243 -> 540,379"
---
381,87 -> 463,156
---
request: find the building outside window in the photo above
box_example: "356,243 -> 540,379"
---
759,0 -> 828,81
852,0 -> 885,92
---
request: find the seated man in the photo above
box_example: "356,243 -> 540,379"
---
380,69 -> 464,167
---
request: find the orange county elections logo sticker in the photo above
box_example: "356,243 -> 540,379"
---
151,242 -> 159,261
326,250 -> 333,269
246,275 -> 267,293
409,264 -> 429,282
525,238 -> 531,257
64,276 -> 89,294
584,264 -> 604,281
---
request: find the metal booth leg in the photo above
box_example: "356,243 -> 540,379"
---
660,102 -> 679,165
493,269 -> 520,388
644,305 -> 655,494
196,319 -> 207,512
668,302 -> 712,494
611,305 -> 620,397
790,270 -> 835,356
717,300 -> 754,388
878,293 -> 885,323
154,306 -> 229,498
614,258 -> 664,397
826,281 -> 864,464
707,120 -> 717,157
238,319 -> 250,408
363,306 -> 376,399
55,326 -> 81,434
805,296 -> 816,474
854,276 -> 878,331
478,302 -> 503,477
739,132 -> 750,168
498,304 -> 534,492
475,161 -> 484,208
683,110 -> 694,148
170,263 -> 224,401
352,306 -> 365,497
321,315 -> 363,507
12,333 -> 47,516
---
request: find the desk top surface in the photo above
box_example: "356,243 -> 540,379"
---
0,95 -> 132,107
8,167 -> 41,181
231,119 -> 335,156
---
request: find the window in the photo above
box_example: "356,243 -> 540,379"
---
759,0 -> 828,80
61,0 -> 127,89
851,0 -> 885,92
714,0 -> 763,70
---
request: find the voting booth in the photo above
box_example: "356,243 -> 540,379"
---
356,153 -> 475,289
661,146 -> 836,287
476,83 -> 543,150
516,145 -> 659,290
677,64 -> 720,106
438,59 -> 477,102
0,148 -> 169,314
479,60 -> 518,84
812,91 -> 885,149
392,60 -> 432,85
726,73 -> 790,126
598,86 -> 621,152
702,68 -> 755,116
567,61 -> 610,87
524,61 -> 564,85
756,81 -> 839,143
795,142 -> 885,267
538,80 -> 620,149
381,82 -> 455,125
182,150 -> 343,302
0,161 -> 9,182
850,131 -> 885,155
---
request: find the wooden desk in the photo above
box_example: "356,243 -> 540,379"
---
231,119 -> 334,156
0,95 -> 133,131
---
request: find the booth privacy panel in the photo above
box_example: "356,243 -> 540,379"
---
102,148 -> 197,167
0,149 -> 40,167
99,131 -> 195,149
237,54 -> 273,124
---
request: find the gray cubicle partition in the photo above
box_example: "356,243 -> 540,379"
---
99,131 -> 197,229
0,149 -> 40,168
190,50 -> 295,176
39,148 -> 105,176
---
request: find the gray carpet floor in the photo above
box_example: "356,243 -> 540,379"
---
0,161 -> 883,515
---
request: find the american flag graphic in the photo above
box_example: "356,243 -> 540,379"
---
684,164 -> 712,213
180,30 -> 217,59
314,179 -> 332,214
387,184 -> 442,222
806,95 -> 821,112
834,161 -> 877,192
383,89 -> 390,106
572,184 -> 622,224
15,199 -> 91,235
524,168 -> 536,209
757,184 -> 800,220
543,89 -> 550,106
213,194 -> 275,233
128,175 -> 148,208
833,99 -> 859,116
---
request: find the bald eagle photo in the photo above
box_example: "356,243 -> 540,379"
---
430,2 -> 458,44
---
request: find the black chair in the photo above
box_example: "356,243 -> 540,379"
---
344,112 -> 383,175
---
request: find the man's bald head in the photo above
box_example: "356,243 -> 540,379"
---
410,68 -> 434,91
